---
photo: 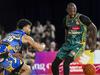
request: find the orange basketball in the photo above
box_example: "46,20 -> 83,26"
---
82,64 -> 96,75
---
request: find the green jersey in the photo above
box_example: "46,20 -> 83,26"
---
64,13 -> 87,45
56,13 -> 88,59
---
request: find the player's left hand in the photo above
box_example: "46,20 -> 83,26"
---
90,45 -> 96,53
90,49 -> 95,53
38,43 -> 46,52
41,43 -> 46,50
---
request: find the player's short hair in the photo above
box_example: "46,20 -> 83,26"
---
67,2 -> 76,7
17,19 -> 32,29
67,2 -> 77,10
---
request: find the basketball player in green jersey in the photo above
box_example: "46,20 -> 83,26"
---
52,3 -> 97,75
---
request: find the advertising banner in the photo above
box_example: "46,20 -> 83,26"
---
31,50 -> 100,75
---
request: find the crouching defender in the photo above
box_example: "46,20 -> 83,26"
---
0,19 -> 45,75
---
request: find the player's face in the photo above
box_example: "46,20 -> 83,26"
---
23,24 -> 31,34
67,5 -> 77,16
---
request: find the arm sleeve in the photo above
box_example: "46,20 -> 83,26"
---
79,14 -> 92,26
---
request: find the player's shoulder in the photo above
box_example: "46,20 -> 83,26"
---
63,15 -> 67,20
22,34 -> 30,39
79,13 -> 92,26
79,14 -> 90,20
63,14 -> 70,22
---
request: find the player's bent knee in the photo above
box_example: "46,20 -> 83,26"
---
52,61 -> 59,69
24,65 -> 31,73
20,64 -> 31,74
52,57 -> 63,68
27,65 -> 31,73
52,62 -> 55,68
52,61 -> 57,67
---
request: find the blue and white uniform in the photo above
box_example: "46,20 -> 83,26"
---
0,30 -> 26,74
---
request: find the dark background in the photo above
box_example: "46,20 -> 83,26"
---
0,0 -> 99,46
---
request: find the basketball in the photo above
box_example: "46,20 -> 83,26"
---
82,64 -> 96,75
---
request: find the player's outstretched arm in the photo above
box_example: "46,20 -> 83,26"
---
22,35 -> 45,52
80,15 -> 97,52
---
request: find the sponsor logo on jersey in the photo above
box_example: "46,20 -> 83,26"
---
68,31 -> 82,34
71,26 -> 80,30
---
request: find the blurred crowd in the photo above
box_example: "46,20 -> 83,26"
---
31,20 -> 56,52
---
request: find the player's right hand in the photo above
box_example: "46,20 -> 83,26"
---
39,43 -> 46,52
